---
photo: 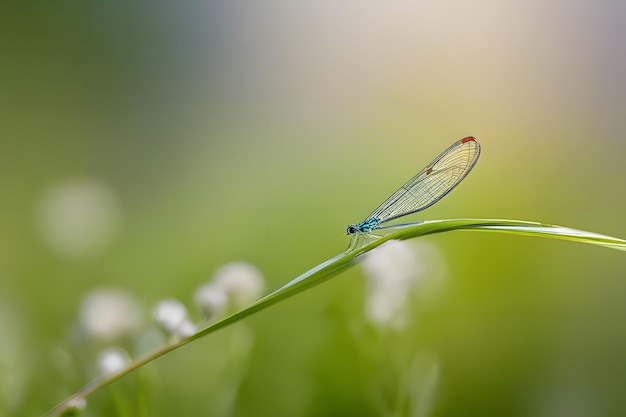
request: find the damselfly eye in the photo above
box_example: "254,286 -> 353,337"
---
347,226 -> 356,235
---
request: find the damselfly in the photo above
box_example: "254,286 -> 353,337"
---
346,136 -> 480,252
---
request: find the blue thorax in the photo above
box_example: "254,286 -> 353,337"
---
357,218 -> 381,232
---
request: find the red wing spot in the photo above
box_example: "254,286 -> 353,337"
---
426,167 -> 433,175
461,136 -> 475,143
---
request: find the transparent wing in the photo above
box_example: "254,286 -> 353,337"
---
368,137 -> 480,224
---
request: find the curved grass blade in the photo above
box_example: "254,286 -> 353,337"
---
376,219 -> 626,251
44,218 -> 625,416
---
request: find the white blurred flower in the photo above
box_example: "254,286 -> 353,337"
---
80,290 -> 142,342
97,347 -> 130,375
174,319 -> 197,339
66,397 -> 87,412
362,240 -> 417,329
212,262 -> 265,309
194,283 -> 228,319
361,240 -> 445,330
153,299 -> 189,335
36,179 -> 123,261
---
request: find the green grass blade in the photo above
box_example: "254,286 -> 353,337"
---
44,218 -> 625,416
378,218 -> 626,251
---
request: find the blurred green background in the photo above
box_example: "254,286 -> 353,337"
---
2,1 -> 626,416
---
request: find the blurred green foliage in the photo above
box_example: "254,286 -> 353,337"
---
1,1 -> 626,416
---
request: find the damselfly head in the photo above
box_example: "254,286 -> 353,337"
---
346,225 -> 357,235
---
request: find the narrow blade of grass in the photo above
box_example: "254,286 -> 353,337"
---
44,218 -> 625,416
379,218 -> 626,251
